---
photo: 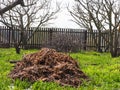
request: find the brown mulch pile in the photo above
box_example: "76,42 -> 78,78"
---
9,48 -> 88,87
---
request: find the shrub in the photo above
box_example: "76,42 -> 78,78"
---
43,33 -> 84,52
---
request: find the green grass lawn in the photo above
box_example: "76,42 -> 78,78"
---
0,48 -> 120,90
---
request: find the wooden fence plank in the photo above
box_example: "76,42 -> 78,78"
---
0,26 -> 112,52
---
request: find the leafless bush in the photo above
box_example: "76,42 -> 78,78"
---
43,33 -> 84,52
0,43 -> 10,48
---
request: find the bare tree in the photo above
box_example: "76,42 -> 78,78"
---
68,0 -> 120,57
0,0 -> 24,15
102,0 -> 120,57
0,0 -> 60,54
68,0 -> 106,52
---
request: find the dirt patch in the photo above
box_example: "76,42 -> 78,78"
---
9,48 -> 88,87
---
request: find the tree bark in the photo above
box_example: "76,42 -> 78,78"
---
0,0 -> 24,15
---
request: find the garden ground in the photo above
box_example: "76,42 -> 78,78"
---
0,48 -> 120,90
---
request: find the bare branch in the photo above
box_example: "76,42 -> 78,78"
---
0,0 -> 24,15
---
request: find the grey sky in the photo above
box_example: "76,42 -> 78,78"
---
48,0 -> 80,29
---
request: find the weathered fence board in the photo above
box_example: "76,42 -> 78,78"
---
0,26 -> 112,52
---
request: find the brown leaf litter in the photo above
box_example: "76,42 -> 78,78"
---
8,48 -> 88,87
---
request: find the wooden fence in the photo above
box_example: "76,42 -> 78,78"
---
0,26 -> 110,52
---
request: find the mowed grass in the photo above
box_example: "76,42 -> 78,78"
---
0,48 -> 120,90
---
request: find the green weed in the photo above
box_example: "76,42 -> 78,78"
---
0,48 -> 120,90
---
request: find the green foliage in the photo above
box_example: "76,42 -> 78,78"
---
0,48 -> 120,90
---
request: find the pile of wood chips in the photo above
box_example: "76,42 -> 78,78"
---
9,48 -> 88,87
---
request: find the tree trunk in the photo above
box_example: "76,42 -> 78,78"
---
14,43 -> 20,54
111,30 -> 119,57
0,0 -> 24,15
